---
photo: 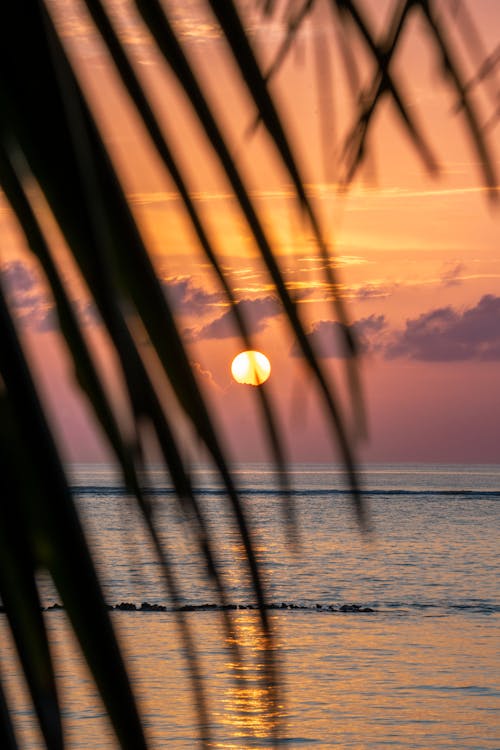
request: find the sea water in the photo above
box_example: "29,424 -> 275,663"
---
1,464 -> 498,748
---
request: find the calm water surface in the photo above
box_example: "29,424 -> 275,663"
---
1,464 -> 498,748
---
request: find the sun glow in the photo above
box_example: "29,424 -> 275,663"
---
231,351 -> 271,386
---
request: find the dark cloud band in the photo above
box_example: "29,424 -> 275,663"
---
386,295 -> 500,361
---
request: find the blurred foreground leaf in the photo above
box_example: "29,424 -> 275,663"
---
0,0 -> 498,747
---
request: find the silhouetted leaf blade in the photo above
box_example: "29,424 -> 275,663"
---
418,0 -> 499,199
0,678 -> 18,750
335,0 -> 439,183
82,0 -> 293,537
136,0 -> 364,528
0,280 -> 148,750
0,401 -> 63,750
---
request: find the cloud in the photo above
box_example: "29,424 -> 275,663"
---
187,296 -> 281,341
386,295 -> 500,361
1,264 -> 227,332
161,276 -> 223,316
191,360 -> 223,392
440,261 -> 465,287
291,314 -> 387,358
356,314 -> 387,338
0,261 -> 101,332
352,283 -> 394,301
1,261 -> 37,295
1,261 -> 59,331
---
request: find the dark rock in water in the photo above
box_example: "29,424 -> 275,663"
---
338,604 -> 376,613
47,603 -> 63,610
123,600 -> 376,613
140,602 -> 166,612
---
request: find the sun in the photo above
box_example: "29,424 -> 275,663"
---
231,351 -> 271,386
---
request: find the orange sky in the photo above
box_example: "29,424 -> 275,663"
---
1,0 -> 499,464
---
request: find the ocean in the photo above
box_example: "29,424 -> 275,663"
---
1,464 -> 499,748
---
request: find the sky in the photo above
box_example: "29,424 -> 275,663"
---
1,0 -> 500,464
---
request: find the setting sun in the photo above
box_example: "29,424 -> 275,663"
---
231,351 -> 271,386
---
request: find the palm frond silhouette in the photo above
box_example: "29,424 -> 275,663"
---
0,0 -> 497,747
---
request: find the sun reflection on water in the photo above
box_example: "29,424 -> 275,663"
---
210,612 -> 285,748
